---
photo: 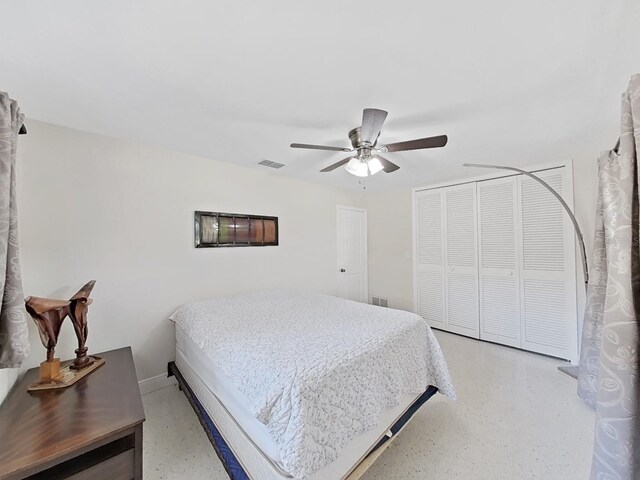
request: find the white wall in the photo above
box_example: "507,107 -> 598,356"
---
367,157 -> 599,326
0,120 -> 363,402
0,368 -> 20,405
367,188 -> 415,312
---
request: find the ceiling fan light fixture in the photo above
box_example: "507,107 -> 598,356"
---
344,157 -> 384,177
292,108 -> 449,176
345,157 -> 369,177
368,156 -> 384,175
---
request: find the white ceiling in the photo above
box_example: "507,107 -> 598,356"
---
1,1 -> 639,191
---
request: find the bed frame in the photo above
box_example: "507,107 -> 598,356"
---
167,361 -> 438,480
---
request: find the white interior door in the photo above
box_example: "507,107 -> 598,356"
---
415,189 -> 446,329
337,206 -> 368,303
444,183 -> 480,338
477,177 -> 522,347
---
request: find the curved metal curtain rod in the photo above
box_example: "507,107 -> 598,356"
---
463,163 -> 589,290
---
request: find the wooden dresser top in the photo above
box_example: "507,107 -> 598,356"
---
0,347 -> 145,479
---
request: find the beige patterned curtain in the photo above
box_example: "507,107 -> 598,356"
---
577,75 -> 640,479
0,92 -> 29,368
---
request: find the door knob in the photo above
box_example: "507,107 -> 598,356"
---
340,268 -> 346,273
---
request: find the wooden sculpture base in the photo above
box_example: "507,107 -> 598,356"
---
28,356 -> 105,392
39,358 -> 61,381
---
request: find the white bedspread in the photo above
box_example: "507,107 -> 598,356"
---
171,290 -> 455,479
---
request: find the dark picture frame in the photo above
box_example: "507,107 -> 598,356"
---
194,211 -> 279,248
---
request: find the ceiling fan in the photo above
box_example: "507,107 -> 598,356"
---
290,108 -> 448,177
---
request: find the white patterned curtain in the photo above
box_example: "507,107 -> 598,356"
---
0,92 -> 29,368
577,75 -> 640,479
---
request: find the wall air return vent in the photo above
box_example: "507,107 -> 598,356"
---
258,159 -> 285,169
371,296 -> 389,308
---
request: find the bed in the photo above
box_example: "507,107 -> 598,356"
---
168,290 -> 455,479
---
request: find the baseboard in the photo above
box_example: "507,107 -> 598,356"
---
138,373 -> 177,396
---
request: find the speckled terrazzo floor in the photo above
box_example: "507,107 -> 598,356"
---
142,331 -> 595,480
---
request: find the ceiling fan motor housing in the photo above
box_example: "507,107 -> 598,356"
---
348,127 -> 365,149
348,127 -> 374,160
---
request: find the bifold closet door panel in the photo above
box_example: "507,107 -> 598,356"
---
444,183 -> 479,338
415,189 -> 446,329
518,169 -> 577,361
477,177 -> 521,348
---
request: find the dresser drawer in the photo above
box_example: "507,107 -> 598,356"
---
66,449 -> 134,480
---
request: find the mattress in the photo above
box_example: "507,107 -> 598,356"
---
176,324 -> 426,477
174,347 -> 433,480
176,324 -> 284,467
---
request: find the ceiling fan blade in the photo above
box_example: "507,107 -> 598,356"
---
372,155 -> 400,173
290,143 -> 352,152
361,108 -> 388,146
383,134 -> 448,153
320,157 -> 352,172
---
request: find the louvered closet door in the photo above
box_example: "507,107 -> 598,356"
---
415,189 -> 446,329
518,169 -> 577,361
477,177 -> 521,347
444,183 -> 479,338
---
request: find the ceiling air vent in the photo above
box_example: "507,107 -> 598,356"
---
258,159 -> 285,169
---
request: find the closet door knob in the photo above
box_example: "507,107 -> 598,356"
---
340,268 -> 346,273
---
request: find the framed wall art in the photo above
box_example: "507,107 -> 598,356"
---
194,211 -> 279,248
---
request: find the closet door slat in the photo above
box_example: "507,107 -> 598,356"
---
415,189 -> 446,329
519,170 -> 576,360
477,177 -> 521,347
444,184 -> 479,338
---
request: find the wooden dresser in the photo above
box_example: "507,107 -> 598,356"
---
0,347 -> 145,480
